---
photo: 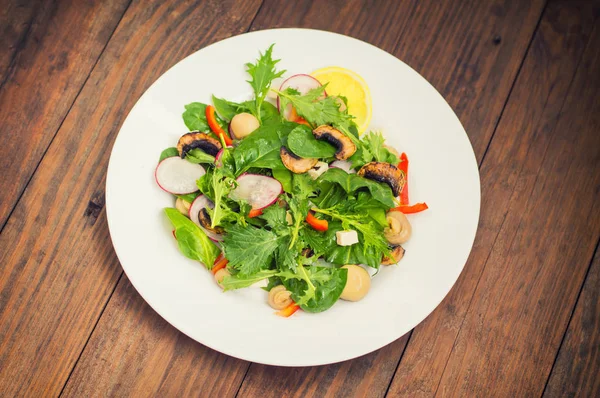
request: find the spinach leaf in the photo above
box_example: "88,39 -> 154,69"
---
317,168 -> 395,208
186,148 -> 216,164
212,95 -> 246,121
233,122 -> 295,174
164,208 -> 220,268
245,44 -> 285,122
222,224 -> 281,276
159,147 -> 179,162
317,222 -> 382,268
259,102 -> 280,126
314,182 -> 347,208
182,102 -> 209,131
272,168 -> 292,193
282,266 -> 347,313
287,126 -> 337,158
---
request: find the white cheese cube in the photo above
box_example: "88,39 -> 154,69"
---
336,230 -> 359,246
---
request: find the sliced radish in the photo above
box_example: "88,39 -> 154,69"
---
228,122 -> 237,140
277,74 -> 325,121
229,174 -> 282,209
215,149 -> 224,168
189,195 -> 224,242
330,160 -> 355,174
155,157 -> 205,194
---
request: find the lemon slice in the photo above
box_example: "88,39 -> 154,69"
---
310,66 -> 372,133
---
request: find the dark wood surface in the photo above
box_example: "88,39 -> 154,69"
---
1,0 -> 599,396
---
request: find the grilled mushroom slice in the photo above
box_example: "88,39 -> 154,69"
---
280,146 -> 318,173
381,245 -> 405,265
177,132 -> 222,158
312,125 -> 356,160
197,208 -> 225,234
357,161 -> 405,196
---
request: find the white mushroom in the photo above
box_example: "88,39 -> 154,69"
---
267,285 -> 293,310
214,268 -> 230,289
340,264 -> 371,302
384,210 -> 412,244
175,197 -> 191,215
230,112 -> 260,139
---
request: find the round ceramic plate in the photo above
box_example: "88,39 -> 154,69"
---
106,28 -> 480,366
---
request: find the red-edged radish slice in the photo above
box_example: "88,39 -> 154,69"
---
215,149 -> 224,168
228,122 -> 236,140
330,160 -> 355,174
155,157 -> 205,194
189,195 -> 224,242
229,174 -> 282,209
277,74 -> 325,120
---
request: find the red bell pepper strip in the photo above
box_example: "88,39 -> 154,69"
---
205,105 -> 233,146
248,208 -> 263,218
398,152 -> 409,205
276,302 -> 300,317
211,254 -> 229,275
306,212 -> 328,231
394,202 -> 429,214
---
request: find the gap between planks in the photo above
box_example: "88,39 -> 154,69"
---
540,231 -> 600,392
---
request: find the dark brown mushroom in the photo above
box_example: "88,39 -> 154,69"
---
381,245 -> 405,265
177,132 -> 222,158
312,125 -> 357,160
357,161 -> 405,196
197,208 -> 225,234
301,247 -> 315,258
280,146 -> 318,173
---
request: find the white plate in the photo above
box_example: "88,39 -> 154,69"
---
106,29 -> 480,366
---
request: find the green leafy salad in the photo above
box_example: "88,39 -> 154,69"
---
155,45 -> 426,316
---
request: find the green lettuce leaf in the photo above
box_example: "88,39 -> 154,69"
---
164,208 -> 220,268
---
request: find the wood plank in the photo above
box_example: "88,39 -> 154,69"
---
389,1 -> 600,396
543,242 -> 600,397
403,5 -> 600,397
0,0 -> 131,229
239,0 -> 545,396
0,0 -> 262,396
61,275 -> 249,397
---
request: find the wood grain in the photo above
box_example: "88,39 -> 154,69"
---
61,275 -> 249,397
240,0 -> 546,396
389,1 -> 600,396
0,0 -> 261,395
0,0 -> 40,85
436,22 -> 600,387
0,0 -> 131,230
543,242 -> 600,397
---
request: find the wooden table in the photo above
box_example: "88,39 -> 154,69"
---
1,0 -> 599,396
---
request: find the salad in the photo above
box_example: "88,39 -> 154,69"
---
155,45 -> 428,316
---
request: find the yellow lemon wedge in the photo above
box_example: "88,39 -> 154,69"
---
310,66 -> 372,133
